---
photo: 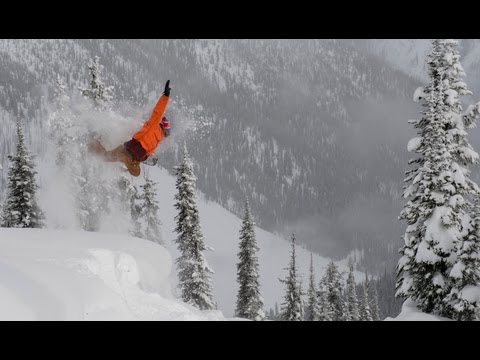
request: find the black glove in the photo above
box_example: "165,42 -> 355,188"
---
163,80 -> 171,97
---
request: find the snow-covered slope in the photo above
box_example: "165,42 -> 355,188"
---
36,151 -> 353,318
385,299 -> 449,321
0,228 -> 225,320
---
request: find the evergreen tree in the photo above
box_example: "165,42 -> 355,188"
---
360,275 -> 373,321
269,308 -> 274,320
345,263 -> 360,321
376,267 -> 403,319
235,199 -> 265,320
280,234 -> 303,321
75,159 -> 101,231
1,119 -> 44,228
80,56 -> 114,110
396,39 -> 480,318
317,286 -> 334,321
447,199 -> 480,320
298,279 -> 304,316
118,175 -> 143,238
49,75 -> 73,168
174,145 -> 215,310
320,261 -> 345,321
370,280 -> 381,321
140,175 -> 162,245
74,56 -> 117,231
440,41 -> 480,321
305,253 -> 320,321
45,75 -> 95,232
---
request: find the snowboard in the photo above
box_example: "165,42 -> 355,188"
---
143,153 -> 158,166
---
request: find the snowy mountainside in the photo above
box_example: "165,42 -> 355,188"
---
0,228 -> 226,320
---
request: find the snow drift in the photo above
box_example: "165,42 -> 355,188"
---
385,299 -> 450,321
0,228 -> 225,320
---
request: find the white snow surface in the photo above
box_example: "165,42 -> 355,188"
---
416,206 -> 457,263
407,137 -> 422,152
0,228 -> 226,320
459,285 -> 480,303
386,299 -> 449,321
413,87 -> 427,102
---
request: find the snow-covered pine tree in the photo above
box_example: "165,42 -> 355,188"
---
360,275 -> 373,321
174,145 -> 215,310
130,194 -> 143,239
317,285 -> 334,321
345,263 -> 360,321
80,56 -> 113,111
298,279 -> 305,317
49,75 -> 74,168
370,280 -> 381,321
279,234 -> 303,321
1,119 -> 44,228
396,39 -> 480,319
139,175 -> 162,245
320,261 -> 345,321
73,56 -> 117,231
439,40 -> 480,321
305,253 -> 321,321
75,159 -> 101,231
45,76 -> 93,232
268,308 -> 274,320
117,175 -> 143,238
376,267 -> 403,319
447,198 -> 480,320
235,199 -> 265,320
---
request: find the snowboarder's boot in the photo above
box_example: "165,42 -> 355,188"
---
125,161 -> 141,177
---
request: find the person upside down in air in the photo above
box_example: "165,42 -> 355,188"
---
88,80 -> 172,177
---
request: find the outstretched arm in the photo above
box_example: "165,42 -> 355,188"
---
143,80 -> 171,128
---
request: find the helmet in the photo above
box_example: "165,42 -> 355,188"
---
161,116 -> 171,137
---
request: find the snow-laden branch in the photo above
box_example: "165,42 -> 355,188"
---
463,102 -> 480,128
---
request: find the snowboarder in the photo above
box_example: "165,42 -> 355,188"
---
88,80 -> 172,177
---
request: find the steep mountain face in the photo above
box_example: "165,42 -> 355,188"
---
0,39 -> 430,272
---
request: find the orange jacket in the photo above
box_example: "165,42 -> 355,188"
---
133,94 -> 169,155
